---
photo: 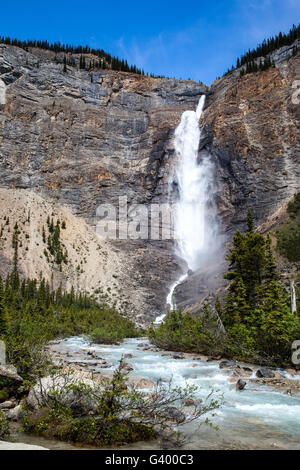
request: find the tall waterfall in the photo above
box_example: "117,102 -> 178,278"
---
291,280 -> 297,314
155,94 -> 220,324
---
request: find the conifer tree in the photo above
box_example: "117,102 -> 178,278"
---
0,278 -> 9,338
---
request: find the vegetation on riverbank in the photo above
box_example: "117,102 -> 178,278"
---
0,225 -> 141,389
0,273 -> 140,387
150,210 -> 300,367
22,360 -> 220,447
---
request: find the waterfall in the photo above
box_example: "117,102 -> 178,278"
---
291,280 -> 297,314
155,94 -> 221,324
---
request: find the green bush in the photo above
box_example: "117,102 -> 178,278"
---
22,360 -> 220,447
149,307 -> 224,356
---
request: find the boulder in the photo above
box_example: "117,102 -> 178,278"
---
121,362 -> 133,372
162,406 -> 186,424
256,368 -> 275,379
5,404 -> 25,421
123,353 -> 134,359
228,378 -> 237,384
27,375 -> 100,415
172,353 -> 184,360
0,400 -> 15,410
135,379 -> 155,389
219,360 -> 239,369
236,379 -> 247,391
0,365 -> 23,400
184,398 -> 196,407
242,367 -> 253,373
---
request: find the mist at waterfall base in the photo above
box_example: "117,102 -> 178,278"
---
155,95 -> 223,323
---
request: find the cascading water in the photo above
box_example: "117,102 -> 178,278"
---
291,280 -> 297,314
155,94 -> 220,323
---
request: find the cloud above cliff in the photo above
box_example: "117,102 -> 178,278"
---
0,0 -> 299,85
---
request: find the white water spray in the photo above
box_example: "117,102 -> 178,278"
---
155,94 -> 221,323
291,280 -> 297,314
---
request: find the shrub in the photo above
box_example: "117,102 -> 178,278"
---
0,411 -> 9,439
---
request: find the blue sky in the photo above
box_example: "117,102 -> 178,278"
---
0,0 -> 299,84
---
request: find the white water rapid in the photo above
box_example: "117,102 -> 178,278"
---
53,337 -> 300,450
155,94 -> 221,323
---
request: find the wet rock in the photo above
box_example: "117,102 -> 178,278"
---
256,368 -> 275,379
172,353 -> 184,360
137,343 -> 150,349
242,367 -> 253,373
236,379 -> 247,391
219,360 -> 239,370
162,406 -> 186,424
207,356 -> 222,362
123,353 -> 134,359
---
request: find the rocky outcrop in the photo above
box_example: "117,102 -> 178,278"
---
0,365 -> 23,401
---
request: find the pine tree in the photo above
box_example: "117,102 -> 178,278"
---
223,210 -> 300,364
247,208 -> 254,232
0,278 -> 9,338
259,281 -> 299,360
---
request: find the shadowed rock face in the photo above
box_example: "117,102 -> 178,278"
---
0,43 -> 300,322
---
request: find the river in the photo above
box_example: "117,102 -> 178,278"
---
17,336 -> 298,451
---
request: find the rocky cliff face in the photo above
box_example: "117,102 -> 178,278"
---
174,41 -> 300,311
0,42 -> 299,322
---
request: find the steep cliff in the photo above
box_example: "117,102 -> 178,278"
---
174,41 -> 300,311
0,42 -> 299,322
0,43 -> 206,322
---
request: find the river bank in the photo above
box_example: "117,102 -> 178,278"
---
45,337 -> 300,450
2,336 -> 300,450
